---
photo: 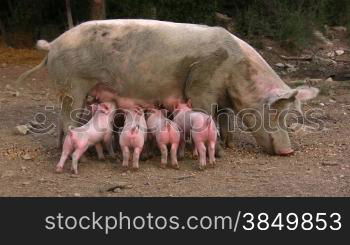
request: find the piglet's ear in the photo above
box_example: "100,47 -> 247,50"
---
295,86 -> 319,101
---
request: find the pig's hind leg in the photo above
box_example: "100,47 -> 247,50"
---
132,147 -> 142,171
158,143 -> 168,168
71,146 -> 88,175
170,143 -> 179,169
56,136 -> 74,173
121,146 -> 130,170
208,141 -> 216,168
194,141 -> 207,171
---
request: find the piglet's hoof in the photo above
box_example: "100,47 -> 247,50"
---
197,165 -> 206,171
170,164 -> 180,170
131,167 -> 139,172
71,169 -> 79,175
160,164 -> 166,169
122,166 -> 129,172
55,166 -> 64,173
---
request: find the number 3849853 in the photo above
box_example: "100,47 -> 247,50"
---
241,212 -> 341,231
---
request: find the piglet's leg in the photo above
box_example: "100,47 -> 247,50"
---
71,146 -> 87,175
132,147 -> 142,171
121,146 -> 130,170
104,133 -> 116,159
170,143 -> 179,169
177,138 -> 185,161
208,141 -> 216,167
195,141 -> 206,171
159,144 -> 168,168
95,143 -> 105,161
56,136 -> 73,173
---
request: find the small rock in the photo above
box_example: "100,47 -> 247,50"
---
327,51 -> 335,58
22,182 -> 30,186
113,188 -> 122,193
335,50 -> 344,56
275,63 -> 285,68
340,175 -> 345,178
106,182 -> 133,192
15,125 -> 30,135
329,99 -> 336,103
1,63 -> 7,68
73,193 -> 81,197
266,46 -> 273,51
331,26 -> 347,32
325,77 -> 333,82
319,103 -> 325,106
22,153 -> 32,160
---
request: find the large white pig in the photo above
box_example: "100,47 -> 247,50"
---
17,19 -> 319,155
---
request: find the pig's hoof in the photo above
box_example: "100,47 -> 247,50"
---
98,157 -> 106,161
160,164 -> 166,169
131,167 -> 139,172
208,163 -> 215,168
171,164 -> 180,170
71,170 -> 78,175
55,167 -> 64,173
122,166 -> 129,172
198,165 -> 206,171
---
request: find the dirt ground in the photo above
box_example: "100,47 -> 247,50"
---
0,43 -> 350,197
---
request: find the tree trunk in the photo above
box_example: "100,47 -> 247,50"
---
65,0 -> 74,29
90,0 -> 106,20
0,18 -> 8,47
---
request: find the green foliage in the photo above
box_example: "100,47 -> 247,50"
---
223,0 -> 350,48
1,0 -> 349,48
107,0 -> 217,24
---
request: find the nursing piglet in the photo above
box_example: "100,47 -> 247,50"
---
56,102 -> 116,174
119,110 -> 147,170
147,109 -> 180,169
173,102 -> 217,170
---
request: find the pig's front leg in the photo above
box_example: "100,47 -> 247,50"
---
95,143 -> 105,161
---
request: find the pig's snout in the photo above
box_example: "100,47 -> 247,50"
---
275,148 -> 294,156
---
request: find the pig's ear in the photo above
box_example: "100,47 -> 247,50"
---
295,86 -> 319,101
268,90 -> 298,111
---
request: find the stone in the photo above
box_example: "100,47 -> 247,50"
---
335,50 -> 345,56
275,63 -> 285,68
21,153 -> 32,160
15,125 -> 30,135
